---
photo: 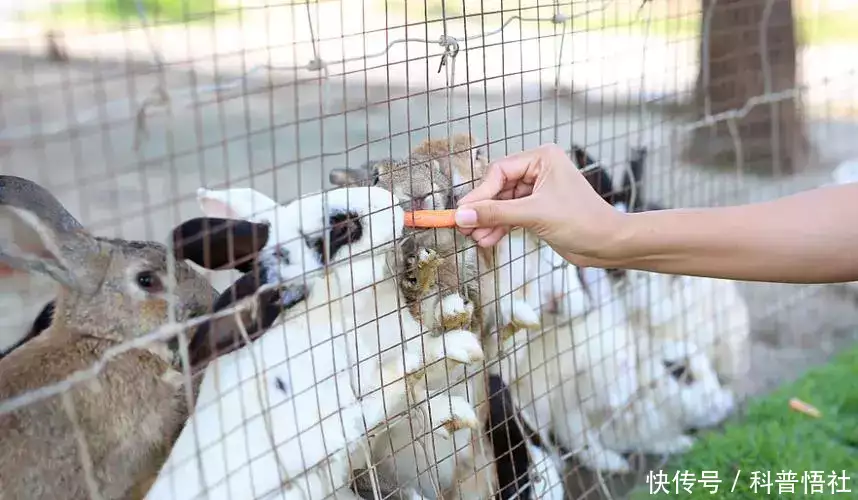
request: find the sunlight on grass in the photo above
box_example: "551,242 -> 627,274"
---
628,344 -> 858,499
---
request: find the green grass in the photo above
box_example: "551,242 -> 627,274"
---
380,0 -> 858,46
32,0 -> 227,25
629,346 -> 858,499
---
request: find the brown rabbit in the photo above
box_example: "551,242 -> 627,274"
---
0,175 -> 85,357
330,135 -> 498,500
0,204 -> 271,500
329,133 -> 488,336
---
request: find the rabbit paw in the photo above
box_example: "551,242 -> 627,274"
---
428,395 -> 480,438
580,449 -> 632,474
499,299 -> 540,341
414,248 -> 443,296
435,329 -> 484,365
405,330 -> 483,387
646,435 -> 696,455
436,293 -> 474,332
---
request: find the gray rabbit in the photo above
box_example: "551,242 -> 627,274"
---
0,194 -> 272,500
329,134 -> 489,336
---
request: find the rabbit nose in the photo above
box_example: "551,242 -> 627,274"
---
409,197 -> 426,211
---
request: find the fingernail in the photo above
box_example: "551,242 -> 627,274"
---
455,208 -> 478,228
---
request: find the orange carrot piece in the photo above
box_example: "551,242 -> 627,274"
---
0,263 -> 16,277
403,209 -> 457,228
789,397 -> 821,418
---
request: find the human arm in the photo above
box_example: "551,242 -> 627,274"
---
454,143 -> 858,284
588,184 -> 858,283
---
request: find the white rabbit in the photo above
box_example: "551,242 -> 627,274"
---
147,186 -> 483,500
598,337 -> 736,454
477,227 -> 545,342
495,265 -> 640,474
615,266 -> 751,385
191,186 -> 486,499
525,441 -> 567,500
534,243 -> 592,320
579,145 -> 751,386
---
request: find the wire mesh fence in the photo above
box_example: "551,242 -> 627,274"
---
1,0 -> 857,499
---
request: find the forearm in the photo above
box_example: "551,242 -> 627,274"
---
578,184 -> 858,284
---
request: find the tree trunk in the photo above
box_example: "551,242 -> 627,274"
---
685,0 -> 809,175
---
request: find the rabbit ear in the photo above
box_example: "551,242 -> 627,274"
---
171,217 -> 270,272
197,189 -> 240,219
188,268 -> 307,370
329,168 -> 369,187
196,187 -> 279,222
0,175 -> 84,233
0,205 -> 88,290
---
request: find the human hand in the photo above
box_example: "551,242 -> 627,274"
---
454,143 -> 628,263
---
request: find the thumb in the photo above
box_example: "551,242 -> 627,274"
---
455,198 -> 535,229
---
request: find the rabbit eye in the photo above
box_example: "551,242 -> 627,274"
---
663,360 -> 695,385
273,246 -> 290,264
136,271 -> 163,293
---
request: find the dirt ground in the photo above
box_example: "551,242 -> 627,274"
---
3,29 -> 858,499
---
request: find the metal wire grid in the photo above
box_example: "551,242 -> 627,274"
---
0,0 -> 853,499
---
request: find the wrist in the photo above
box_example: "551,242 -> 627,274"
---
597,211 -> 644,265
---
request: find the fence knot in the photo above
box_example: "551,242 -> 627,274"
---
551,13 -> 570,24
306,57 -> 327,72
436,35 -> 460,74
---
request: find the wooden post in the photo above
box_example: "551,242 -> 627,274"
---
685,0 -> 809,175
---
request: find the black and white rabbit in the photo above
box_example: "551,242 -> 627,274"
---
147,186 -> 482,500
579,146 -> 751,386
487,373 -> 567,500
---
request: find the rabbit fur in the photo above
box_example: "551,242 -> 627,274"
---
0,201 -> 264,499
597,336 -> 736,455
578,145 -> 751,385
196,186 -> 493,500
497,306 -> 733,472
159,186 -> 485,500
493,264 -> 641,473
0,175 -> 84,357
328,135 -> 541,341
329,134 -> 486,336
329,136 -> 544,498
486,373 -> 567,500
616,268 -> 752,386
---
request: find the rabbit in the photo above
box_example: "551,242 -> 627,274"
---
616,268 -> 752,386
495,263 -> 641,474
197,186 -> 494,500
597,337 -> 736,455
0,200 -> 273,500
0,175 -> 86,357
329,134 -> 486,336
329,137 -> 540,499
166,185 -> 486,500
577,145 -> 751,385
350,468 -> 431,500
486,373 -> 567,500
329,135 -> 542,342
